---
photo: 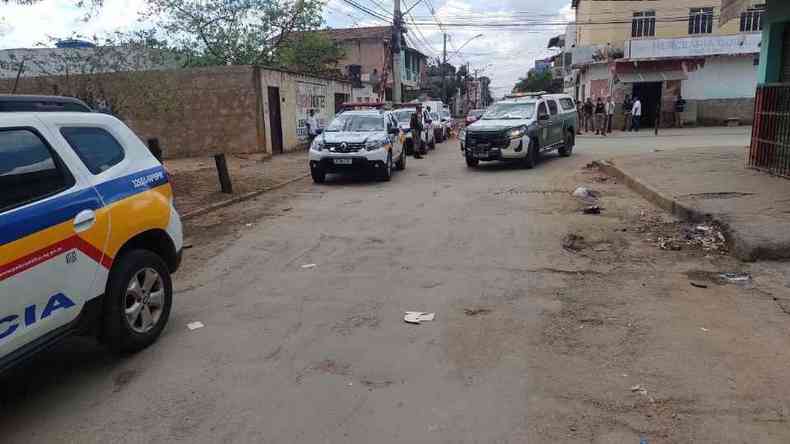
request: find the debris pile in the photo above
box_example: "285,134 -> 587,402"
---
657,223 -> 727,253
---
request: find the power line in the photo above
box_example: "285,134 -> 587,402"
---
339,0 -> 392,22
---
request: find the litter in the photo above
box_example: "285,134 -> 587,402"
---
183,244 -> 194,249
700,327 -> 709,332
301,263 -> 317,269
404,312 -> 436,324
583,205 -> 601,215
573,186 -> 599,201
630,384 -> 648,396
245,223 -> 253,227
562,233 -> 587,252
720,272 -> 751,283
187,321 -> 205,330
464,308 -> 492,316
690,282 -> 708,289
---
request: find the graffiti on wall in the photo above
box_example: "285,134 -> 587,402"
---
296,82 -> 327,140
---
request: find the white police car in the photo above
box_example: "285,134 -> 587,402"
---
308,110 -> 406,182
0,111 -> 183,372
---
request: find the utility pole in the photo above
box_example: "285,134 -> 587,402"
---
441,33 -> 447,104
392,0 -> 402,103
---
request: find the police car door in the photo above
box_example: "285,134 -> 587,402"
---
0,117 -> 106,359
389,114 -> 403,158
536,101 -> 551,148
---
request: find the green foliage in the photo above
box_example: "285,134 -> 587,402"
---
275,33 -> 344,77
513,69 -> 561,94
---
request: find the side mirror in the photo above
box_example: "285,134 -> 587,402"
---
388,127 -> 400,135
315,128 -> 323,135
538,113 -> 550,121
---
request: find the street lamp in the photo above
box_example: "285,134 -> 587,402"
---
453,33 -> 484,56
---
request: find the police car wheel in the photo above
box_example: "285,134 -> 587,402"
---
524,139 -> 538,169
379,152 -> 393,181
104,249 -> 173,353
559,131 -> 574,157
465,153 -> 479,168
396,147 -> 406,171
311,167 -> 326,183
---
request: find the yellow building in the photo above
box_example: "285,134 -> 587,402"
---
570,0 -> 765,127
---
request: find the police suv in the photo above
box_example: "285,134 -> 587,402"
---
309,109 -> 406,182
462,92 -> 577,168
0,111 -> 183,371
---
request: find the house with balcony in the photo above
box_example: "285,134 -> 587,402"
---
570,0 -> 765,127
307,26 -> 427,102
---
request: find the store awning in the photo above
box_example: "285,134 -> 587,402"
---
617,70 -> 687,83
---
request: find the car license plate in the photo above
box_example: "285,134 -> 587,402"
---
475,143 -> 490,149
333,158 -> 352,165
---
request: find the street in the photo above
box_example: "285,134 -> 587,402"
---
3,128 -> 790,443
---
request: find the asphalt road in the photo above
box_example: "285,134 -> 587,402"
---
4,128 -> 790,443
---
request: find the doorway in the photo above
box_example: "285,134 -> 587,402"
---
335,93 -> 349,113
267,86 -> 283,154
632,81 -> 662,128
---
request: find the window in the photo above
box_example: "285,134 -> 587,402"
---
689,7 -> 714,34
559,98 -> 576,111
537,102 -> 548,118
0,129 -> 74,212
547,100 -> 559,115
632,11 -> 656,38
60,127 -> 125,174
740,4 -> 765,32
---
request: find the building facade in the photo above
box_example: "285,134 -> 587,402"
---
314,26 -> 427,102
570,0 -> 765,127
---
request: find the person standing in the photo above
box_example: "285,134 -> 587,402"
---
606,96 -> 615,134
410,106 -> 424,158
306,109 -> 320,143
631,96 -> 642,132
622,94 -> 633,131
594,97 -> 606,136
583,97 -> 594,133
576,100 -> 583,135
674,94 -> 686,128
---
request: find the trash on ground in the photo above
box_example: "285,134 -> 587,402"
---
720,272 -> 751,283
658,236 -> 683,251
245,223 -> 253,227
630,384 -> 648,396
301,263 -> 317,269
562,233 -> 587,252
655,223 -> 727,253
464,308 -> 492,316
187,321 -> 205,330
700,327 -> 709,332
573,186 -> 599,201
183,244 -> 194,249
690,282 -> 708,289
282,207 -> 293,212
583,206 -> 602,215
404,311 -> 436,324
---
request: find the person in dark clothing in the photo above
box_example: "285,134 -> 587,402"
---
674,94 -> 686,128
583,98 -> 594,132
410,105 -> 424,158
594,97 -> 606,136
622,95 -> 633,131
576,100 -> 583,135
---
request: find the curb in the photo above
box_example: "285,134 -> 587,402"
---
593,160 -> 756,261
181,173 -> 310,221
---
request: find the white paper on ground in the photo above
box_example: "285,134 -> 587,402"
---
404,312 -> 436,324
187,321 -> 205,330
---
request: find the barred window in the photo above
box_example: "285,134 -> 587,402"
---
740,4 -> 765,32
632,11 -> 656,38
689,7 -> 714,35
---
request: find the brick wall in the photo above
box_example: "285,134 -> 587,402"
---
695,98 -> 755,126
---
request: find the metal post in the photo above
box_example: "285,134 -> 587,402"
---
214,154 -> 233,194
441,33 -> 447,104
392,0 -> 402,103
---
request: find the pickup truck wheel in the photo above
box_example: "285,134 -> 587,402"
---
104,249 -> 172,353
465,153 -> 479,168
311,167 -> 326,183
429,137 -> 436,150
396,147 -> 406,170
379,152 -> 393,181
523,139 -> 538,169
559,131 -> 574,157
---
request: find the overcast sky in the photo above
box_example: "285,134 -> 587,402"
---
0,0 -> 572,94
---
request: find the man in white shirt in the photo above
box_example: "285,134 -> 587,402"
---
306,109 -> 320,142
631,97 -> 642,132
605,96 -> 616,134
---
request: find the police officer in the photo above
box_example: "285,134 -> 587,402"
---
410,105 -> 425,158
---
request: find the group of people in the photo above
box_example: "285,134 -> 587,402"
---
577,95 -> 643,136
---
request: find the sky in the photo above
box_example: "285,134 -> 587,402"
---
0,0 -> 572,94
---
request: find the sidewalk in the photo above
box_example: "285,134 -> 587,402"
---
165,150 -> 308,218
597,144 -> 790,261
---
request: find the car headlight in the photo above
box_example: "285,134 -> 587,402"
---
311,139 -> 325,151
365,140 -> 385,151
508,126 -> 527,139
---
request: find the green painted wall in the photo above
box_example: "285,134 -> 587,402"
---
758,0 -> 790,83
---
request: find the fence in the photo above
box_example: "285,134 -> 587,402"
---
749,83 -> 790,178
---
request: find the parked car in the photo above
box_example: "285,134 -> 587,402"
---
308,109 -> 405,182
465,109 -> 485,125
391,107 -> 435,154
462,92 -> 577,168
0,111 -> 183,373
440,109 -> 452,140
430,112 -> 444,142
0,94 -> 92,112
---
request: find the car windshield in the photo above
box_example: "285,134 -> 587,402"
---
441,111 -> 450,119
430,112 -> 439,120
393,110 -> 414,123
325,114 -> 385,132
482,103 -> 535,120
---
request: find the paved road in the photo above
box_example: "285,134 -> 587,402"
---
4,127 -> 790,443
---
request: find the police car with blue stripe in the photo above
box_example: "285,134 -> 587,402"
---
0,102 -> 183,372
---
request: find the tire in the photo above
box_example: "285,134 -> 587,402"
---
103,249 -> 173,353
465,153 -> 479,168
523,139 -> 538,169
396,147 -> 406,171
311,167 -> 326,183
379,152 -> 393,181
559,131 -> 574,157
429,137 -> 436,150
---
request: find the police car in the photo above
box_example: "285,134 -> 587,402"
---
0,111 -> 183,372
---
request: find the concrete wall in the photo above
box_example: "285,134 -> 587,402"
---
683,55 -> 759,99
575,0 -> 765,47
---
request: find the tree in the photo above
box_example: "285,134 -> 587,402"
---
275,32 -> 345,77
142,0 -> 328,67
512,69 -> 561,94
